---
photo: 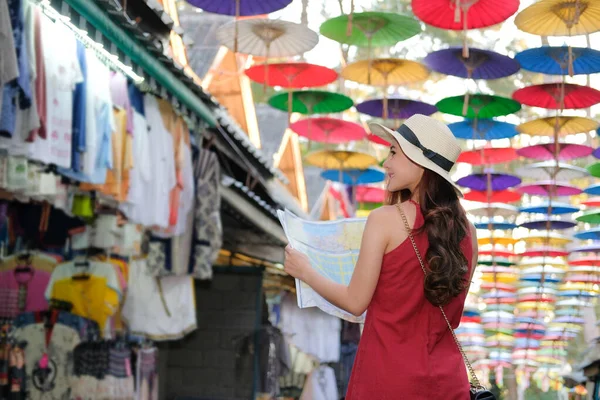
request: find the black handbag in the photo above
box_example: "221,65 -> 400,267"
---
396,204 -> 496,400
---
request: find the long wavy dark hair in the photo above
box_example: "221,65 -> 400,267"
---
386,169 -> 470,306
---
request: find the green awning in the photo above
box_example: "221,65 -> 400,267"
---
62,0 -> 217,127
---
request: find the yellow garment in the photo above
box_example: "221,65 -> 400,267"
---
48,275 -> 119,330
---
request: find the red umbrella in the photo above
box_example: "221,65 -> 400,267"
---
245,62 -> 338,88
457,147 -> 517,166
356,186 -> 386,203
479,247 -> 514,258
367,133 -> 390,146
582,197 -> 600,207
464,189 -> 522,203
520,247 -> 570,258
512,83 -> 600,110
290,117 -> 366,144
412,0 -> 519,57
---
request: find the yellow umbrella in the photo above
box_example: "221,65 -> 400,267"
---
341,58 -> 430,119
515,0 -> 600,74
304,150 -> 378,171
356,209 -> 373,218
477,236 -> 518,246
520,232 -> 572,247
517,116 -> 599,136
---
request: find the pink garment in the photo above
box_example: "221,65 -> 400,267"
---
0,268 -> 51,318
109,72 -> 133,135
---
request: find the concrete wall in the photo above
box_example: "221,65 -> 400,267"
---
159,267 -> 264,400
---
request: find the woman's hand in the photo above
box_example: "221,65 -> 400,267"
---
284,245 -> 312,282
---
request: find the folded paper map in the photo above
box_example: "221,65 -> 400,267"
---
277,209 -> 367,322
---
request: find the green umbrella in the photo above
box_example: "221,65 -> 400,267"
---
320,12 -> 421,48
268,90 -> 353,115
587,162 -> 600,178
478,258 -> 515,267
436,94 -> 521,119
576,210 -> 600,224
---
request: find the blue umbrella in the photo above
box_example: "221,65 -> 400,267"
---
574,228 -> 600,241
519,202 -> 579,215
187,0 -> 293,16
520,274 -> 561,284
475,221 -> 518,230
320,167 -> 385,185
570,243 -> 600,253
583,184 -> 600,195
448,119 -> 519,140
519,219 -> 577,230
516,46 -> 600,76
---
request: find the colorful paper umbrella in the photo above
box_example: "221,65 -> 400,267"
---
437,94 -> 521,119
357,98 -> 437,121
424,47 -> 520,79
475,222 -> 518,230
520,247 -> 570,258
341,58 -> 430,86
585,184 -> 600,195
290,117 -> 366,144
456,173 -> 521,191
356,186 -> 386,203
516,116 -> 599,136
320,11 -> 420,48
582,197 -> 600,207
304,150 -> 378,170
517,142 -> 593,161
576,210 -> 600,224
366,133 -> 390,146
570,244 -> 600,255
245,62 -> 337,88
512,83 -> 600,110
320,167 -> 385,185
516,162 -> 589,181
572,229 -> 600,244
594,145 -> 600,159
457,147 -> 517,165
515,1 -> 600,37
186,0 -> 291,15
468,203 -> 519,218
520,219 -> 577,230
268,90 -> 353,115
587,163 -> 600,178
516,46 -> 600,76
464,190 -> 521,203
448,119 -> 518,140
519,202 -> 579,215
412,0 -> 519,57
517,182 -> 582,197
216,18 -> 319,57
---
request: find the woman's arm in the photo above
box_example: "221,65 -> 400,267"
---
284,207 -> 391,316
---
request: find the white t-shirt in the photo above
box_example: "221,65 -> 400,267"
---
143,95 -> 176,228
29,16 -> 82,168
0,0 -> 18,111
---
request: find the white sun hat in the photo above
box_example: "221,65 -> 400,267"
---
368,114 -> 463,196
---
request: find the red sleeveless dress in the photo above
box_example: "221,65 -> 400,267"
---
345,203 -> 473,399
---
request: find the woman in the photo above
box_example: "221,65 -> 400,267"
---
284,114 -> 478,399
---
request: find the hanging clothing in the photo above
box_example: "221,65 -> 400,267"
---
279,294 -> 341,363
345,201 -> 473,399
299,365 -> 339,400
28,15 -> 82,168
192,148 -> 222,280
0,267 -> 50,318
0,0 -> 19,112
121,258 -> 196,341
11,313 -> 83,400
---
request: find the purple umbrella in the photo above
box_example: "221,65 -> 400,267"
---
456,173 -> 521,191
517,181 -> 583,197
356,98 -> 437,120
186,0 -> 292,15
554,316 -> 585,324
423,47 -> 520,79
519,219 -> 577,230
594,146 -> 600,159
